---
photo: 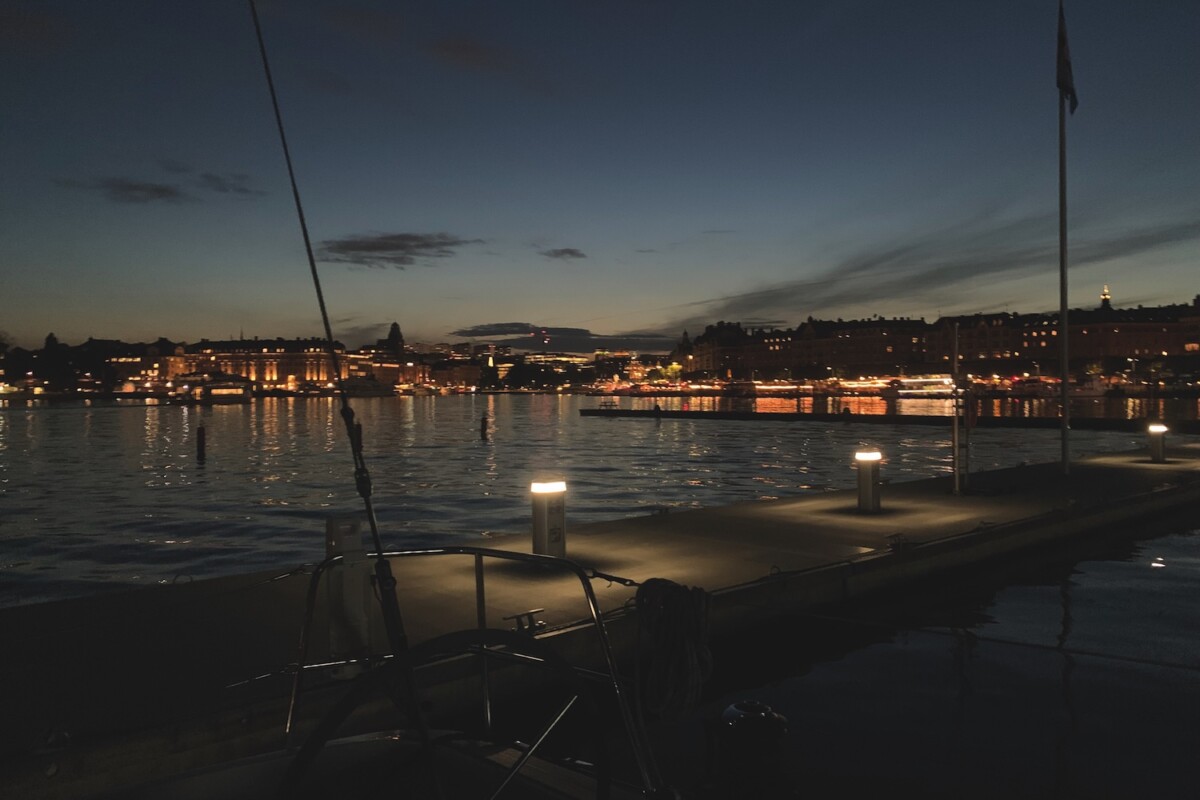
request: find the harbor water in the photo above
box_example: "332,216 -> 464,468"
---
3,394 -> 1197,797
656,513 -> 1200,799
0,394 -> 1155,606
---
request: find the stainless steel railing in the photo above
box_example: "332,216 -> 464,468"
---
284,546 -> 662,796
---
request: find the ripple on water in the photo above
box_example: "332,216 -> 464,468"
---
0,397 -> 1150,604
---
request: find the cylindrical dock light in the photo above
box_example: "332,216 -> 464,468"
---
1148,423 -> 1168,463
531,481 -> 567,557
855,450 -> 882,513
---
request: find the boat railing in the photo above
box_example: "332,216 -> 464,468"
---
285,545 -> 663,795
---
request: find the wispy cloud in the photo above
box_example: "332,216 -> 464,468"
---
307,7 -> 404,94
56,177 -> 191,204
157,159 -> 192,174
323,7 -> 406,45
665,212 -> 1200,332
295,65 -> 355,95
451,322 -> 675,353
333,321 -> 392,349
426,35 -> 555,95
197,172 -> 265,196
451,322 -> 540,338
539,247 -> 587,260
57,164 -> 266,204
319,232 -> 483,269
1,8 -> 71,51
430,38 -> 513,72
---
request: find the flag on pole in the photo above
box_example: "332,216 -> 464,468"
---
1057,0 -> 1079,113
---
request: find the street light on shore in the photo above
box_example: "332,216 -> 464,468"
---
1148,423 -> 1168,463
855,450 -> 882,513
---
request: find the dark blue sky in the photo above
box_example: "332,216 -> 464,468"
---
3,1 -> 1197,352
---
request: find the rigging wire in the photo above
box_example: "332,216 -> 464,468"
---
245,2 -> 438,786
245,0 -> 389,613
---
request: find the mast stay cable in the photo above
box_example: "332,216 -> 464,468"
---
244,0 -> 437,770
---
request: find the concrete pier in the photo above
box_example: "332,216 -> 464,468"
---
3,442 -> 1200,798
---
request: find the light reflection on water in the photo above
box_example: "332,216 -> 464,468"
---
662,525 -> 1200,798
0,395 -> 1152,605
617,393 -> 1200,421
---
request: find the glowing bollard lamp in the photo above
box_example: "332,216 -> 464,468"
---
855,450 -> 882,513
1148,423 -> 1168,463
531,481 -> 567,557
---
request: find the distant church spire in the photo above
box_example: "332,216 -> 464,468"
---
382,322 -> 405,355
1100,284 -> 1112,311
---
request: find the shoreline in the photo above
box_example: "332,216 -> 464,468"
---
581,406 -> 1200,434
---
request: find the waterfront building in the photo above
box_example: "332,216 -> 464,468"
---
684,290 -> 1200,385
666,332 -> 695,377
98,338 -> 356,394
594,350 -> 661,382
690,321 -> 752,378
925,312 -> 1033,365
926,290 -> 1200,379
347,357 -> 430,388
524,352 -> 593,369
180,338 -> 346,390
790,317 -> 927,378
10,291 -> 1199,396
431,361 -> 483,388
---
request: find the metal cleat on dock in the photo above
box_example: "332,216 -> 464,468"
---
503,608 -> 547,634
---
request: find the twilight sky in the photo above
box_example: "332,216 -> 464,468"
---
2,1 -> 1197,353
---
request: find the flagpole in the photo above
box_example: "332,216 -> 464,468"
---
1056,0 -> 1076,477
1058,88 -> 1070,475
952,321 -> 961,495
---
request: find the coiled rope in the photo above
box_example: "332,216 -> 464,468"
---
634,578 -> 713,721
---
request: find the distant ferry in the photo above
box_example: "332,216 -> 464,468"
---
173,372 -> 253,405
892,376 -> 955,398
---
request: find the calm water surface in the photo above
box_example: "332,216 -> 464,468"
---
655,520 -> 1200,799
0,394 -> 1156,605
4,395 -> 1197,796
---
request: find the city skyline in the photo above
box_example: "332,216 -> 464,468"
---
6,280 -> 1198,358
3,1 -> 1198,351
